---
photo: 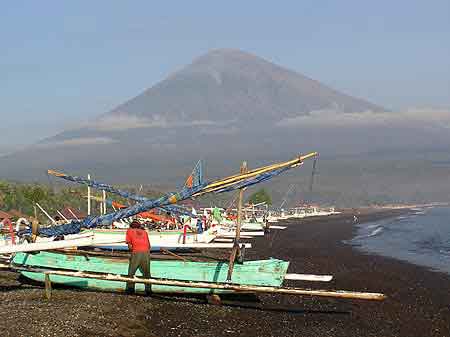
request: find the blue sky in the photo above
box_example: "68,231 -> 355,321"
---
1,1 -> 449,152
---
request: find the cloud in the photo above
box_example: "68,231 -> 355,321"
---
276,107 -> 450,129
89,114 -> 220,131
199,126 -> 239,135
36,137 -> 117,148
92,115 -> 168,130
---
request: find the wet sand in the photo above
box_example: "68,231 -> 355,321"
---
1,209 -> 449,337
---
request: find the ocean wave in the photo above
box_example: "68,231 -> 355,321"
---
354,226 -> 384,240
439,249 -> 450,257
414,236 -> 450,256
396,215 -> 415,221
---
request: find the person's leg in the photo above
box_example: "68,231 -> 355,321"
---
138,252 -> 152,295
126,253 -> 140,294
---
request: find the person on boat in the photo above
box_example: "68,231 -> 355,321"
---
125,219 -> 152,295
213,207 -> 222,225
196,217 -> 203,233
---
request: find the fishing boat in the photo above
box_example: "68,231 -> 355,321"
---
88,227 -> 216,251
12,250 -> 289,294
210,217 -> 266,230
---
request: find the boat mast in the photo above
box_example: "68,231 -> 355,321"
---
87,174 -> 91,216
103,190 -> 107,215
307,157 -> 318,204
279,184 -> 295,210
226,161 -> 247,281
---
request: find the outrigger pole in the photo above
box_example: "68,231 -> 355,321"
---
8,265 -> 386,301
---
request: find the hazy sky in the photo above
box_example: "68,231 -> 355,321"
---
1,1 -> 449,153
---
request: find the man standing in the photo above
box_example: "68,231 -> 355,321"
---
125,220 -> 152,295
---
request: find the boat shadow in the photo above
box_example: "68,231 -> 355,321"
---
0,284 -> 25,292
220,300 -> 351,315
151,293 -> 351,315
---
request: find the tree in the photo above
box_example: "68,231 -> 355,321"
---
23,185 -> 46,220
247,188 -> 272,205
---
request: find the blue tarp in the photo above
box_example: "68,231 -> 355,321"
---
40,155 -> 311,236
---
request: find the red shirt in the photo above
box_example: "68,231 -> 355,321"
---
125,228 -> 150,252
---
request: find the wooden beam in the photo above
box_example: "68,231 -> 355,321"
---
44,273 -> 52,300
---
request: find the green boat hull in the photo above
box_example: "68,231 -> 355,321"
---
13,251 -> 289,294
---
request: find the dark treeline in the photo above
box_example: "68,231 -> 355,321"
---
0,181 -> 162,222
0,181 -> 87,220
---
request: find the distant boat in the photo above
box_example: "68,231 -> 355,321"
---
89,227 -> 216,251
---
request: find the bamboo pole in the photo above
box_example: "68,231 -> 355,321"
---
10,265 -> 386,301
67,208 -> 80,221
56,210 -> 69,223
236,161 -> 247,242
226,161 -> 247,281
160,248 -> 190,262
87,174 -> 91,216
36,203 -> 56,224
193,152 -> 318,196
103,190 -> 107,215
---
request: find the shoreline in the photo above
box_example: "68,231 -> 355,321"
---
343,203 -> 450,276
0,207 -> 449,336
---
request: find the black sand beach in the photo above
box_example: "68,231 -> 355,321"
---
1,209 -> 449,337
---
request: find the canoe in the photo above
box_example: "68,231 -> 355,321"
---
89,227 -> 216,251
12,251 -> 289,294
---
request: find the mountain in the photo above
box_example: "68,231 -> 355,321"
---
2,49 -> 450,205
105,49 -> 384,123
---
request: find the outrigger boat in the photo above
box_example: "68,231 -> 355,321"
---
10,249 -> 384,300
12,250 -> 287,294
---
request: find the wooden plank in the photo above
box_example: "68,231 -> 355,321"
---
284,273 -> 333,282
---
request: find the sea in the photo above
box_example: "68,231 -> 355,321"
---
346,206 -> 450,275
